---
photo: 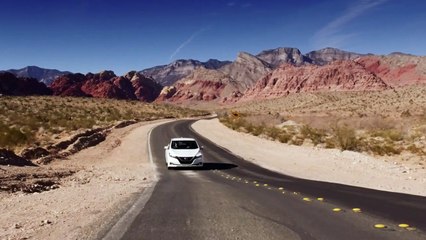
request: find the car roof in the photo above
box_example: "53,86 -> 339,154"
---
171,138 -> 197,141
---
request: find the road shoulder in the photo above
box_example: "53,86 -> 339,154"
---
0,120 -> 167,240
192,118 -> 426,196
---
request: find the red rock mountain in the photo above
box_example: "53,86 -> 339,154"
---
0,72 -> 52,96
158,52 -> 271,103
50,71 -> 162,102
356,53 -> 426,87
240,60 -> 390,101
157,67 -> 241,103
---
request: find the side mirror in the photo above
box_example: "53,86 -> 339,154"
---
164,146 -> 168,150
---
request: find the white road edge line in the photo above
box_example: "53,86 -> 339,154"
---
102,126 -> 159,240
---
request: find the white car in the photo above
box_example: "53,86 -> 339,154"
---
164,138 -> 203,168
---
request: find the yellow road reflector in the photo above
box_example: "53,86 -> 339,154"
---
253,181 -> 258,184
303,198 -> 311,202
352,208 -> 362,213
374,224 -> 386,229
406,227 -> 416,231
245,181 -> 249,184
278,187 -> 284,190
398,224 -> 409,228
293,192 -> 298,195
238,178 -> 242,181
317,198 -> 324,201
282,191 -> 286,194
332,208 -> 341,212
255,184 -> 260,187
263,184 -> 268,187
267,187 -> 272,190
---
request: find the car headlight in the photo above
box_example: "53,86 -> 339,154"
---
195,154 -> 202,159
169,153 -> 177,158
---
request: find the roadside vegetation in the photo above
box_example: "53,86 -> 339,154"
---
0,96 -> 208,151
219,108 -> 426,157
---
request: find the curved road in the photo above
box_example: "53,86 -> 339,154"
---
118,120 -> 426,240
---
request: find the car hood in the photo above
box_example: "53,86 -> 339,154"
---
169,149 -> 201,157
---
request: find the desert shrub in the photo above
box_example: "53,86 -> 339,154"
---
360,138 -> 402,156
251,124 -> 265,136
290,136 -> 304,146
407,144 -> 426,156
333,125 -> 358,151
277,132 -> 291,143
370,129 -> 404,142
0,123 -> 33,149
265,126 -> 280,140
324,137 -> 336,148
300,125 -> 326,146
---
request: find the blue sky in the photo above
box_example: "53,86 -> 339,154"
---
1,0 -> 425,75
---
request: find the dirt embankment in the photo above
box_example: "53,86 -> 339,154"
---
0,120 -> 165,240
192,118 -> 426,196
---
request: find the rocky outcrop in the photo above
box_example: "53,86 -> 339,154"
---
306,47 -> 365,65
219,52 -> 272,90
356,54 -> 426,87
141,59 -> 231,86
50,71 -> 162,102
0,72 -> 52,96
241,60 -> 390,101
0,149 -> 36,167
20,147 -> 49,160
157,67 -> 237,102
256,47 -> 308,67
1,66 -> 70,86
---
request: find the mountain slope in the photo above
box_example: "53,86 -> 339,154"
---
256,47 -> 308,67
219,52 -> 272,90
356,53 -> 426,87
50,71 -> 162,102
306,48 -> 365,65
241,60 -> 390,101
0,72 -> 52,96
140,59 -> 231,86
2,66 -> 71,86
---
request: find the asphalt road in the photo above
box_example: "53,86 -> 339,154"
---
119,119 -> 426,240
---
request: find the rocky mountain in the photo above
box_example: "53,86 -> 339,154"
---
2,66 -> 71,86
256,47 -> 308,67
157,67 -> 238,102
219,52 -> 272,90
50,71 -> 162,102
140,59 -> 231,86
356,53 -> 426,87
158,52 -> 271,103
0,72 -> 52,96
306,47 -> 365,65
240,60 -> 390,101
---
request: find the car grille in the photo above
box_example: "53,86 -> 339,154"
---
176,157 -> 194,164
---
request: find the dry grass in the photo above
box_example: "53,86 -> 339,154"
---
0,96 -> 207,151
218,85 -> 426,158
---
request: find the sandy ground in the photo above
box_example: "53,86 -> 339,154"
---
192,118 -> 426,196
0,120 -> 166,240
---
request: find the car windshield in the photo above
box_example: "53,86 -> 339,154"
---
171,140 -> 198,149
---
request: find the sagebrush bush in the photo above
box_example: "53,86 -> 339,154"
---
0,96 -> 207,150
333,125 -> 358,151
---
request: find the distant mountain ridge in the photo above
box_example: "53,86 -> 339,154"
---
1,66 -> 71,86
50,70 -> 162,102
2,47 -> 425,104
140,59 -> 231,86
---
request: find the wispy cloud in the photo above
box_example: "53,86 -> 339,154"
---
169,28 -> 206,61
313,0 -> 388,49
